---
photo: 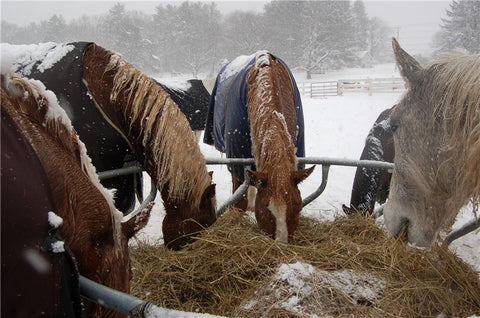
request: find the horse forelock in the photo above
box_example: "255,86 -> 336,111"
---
426,53 -> 480,197
107,55 -> 211,210
1,73 -> 125,257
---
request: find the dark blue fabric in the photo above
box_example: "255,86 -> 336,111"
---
204,54 -> 305,180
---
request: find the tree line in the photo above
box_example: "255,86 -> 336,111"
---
2,0 -> 478,78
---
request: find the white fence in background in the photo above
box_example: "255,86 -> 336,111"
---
298,77 -> 406,98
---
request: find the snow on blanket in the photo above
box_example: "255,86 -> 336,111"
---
1,42 -> 74,75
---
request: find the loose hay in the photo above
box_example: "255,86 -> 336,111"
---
130,208 -> 480,317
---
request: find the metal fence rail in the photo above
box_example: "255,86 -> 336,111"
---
88,157 -> 478,317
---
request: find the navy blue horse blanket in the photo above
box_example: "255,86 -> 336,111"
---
204,53 -> 305,180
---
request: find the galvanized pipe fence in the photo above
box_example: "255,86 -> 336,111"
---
88,157 -> 478,316
99,157 -> 395,218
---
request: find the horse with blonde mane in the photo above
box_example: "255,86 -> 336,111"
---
383,38 -> 480,247
82,44 -> 216,250
204,51 -> 314,242
7,42 -> 217,250
1,73 -> 151,317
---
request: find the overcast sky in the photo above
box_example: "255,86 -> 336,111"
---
1,1 -> 450,55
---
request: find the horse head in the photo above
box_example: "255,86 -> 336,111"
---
161,181 -> 216,250
383,38 -> 480,246
247,166 -> 314,242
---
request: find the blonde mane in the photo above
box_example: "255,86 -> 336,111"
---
427,53 -> 480,199
1,73 -> 124,255
247,52 -> 298,193
107,55 -> 211,209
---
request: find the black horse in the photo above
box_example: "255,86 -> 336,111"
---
155,78 -> 211,133
343,105 -> 395,216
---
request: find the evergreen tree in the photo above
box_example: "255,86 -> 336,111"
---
435,0 -> 480,54
100,3 -> 156,73
41,14 -> 68,42
263,1 -> 306,64
68,15 -> 103,44
352,0 -> 369,51
150,1 -> 221,77
367,17 -> 392,63
222,11 -> 267,61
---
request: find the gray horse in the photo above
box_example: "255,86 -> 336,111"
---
384,38 -> 480,247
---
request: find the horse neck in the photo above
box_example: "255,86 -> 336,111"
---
1,73 -> 124,257
247,53 -> 298,174
428,55 -> 480,197
82,44 -> 211,209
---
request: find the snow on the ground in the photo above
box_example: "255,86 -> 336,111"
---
136,64 -> 479,277
240,261 -> 387,316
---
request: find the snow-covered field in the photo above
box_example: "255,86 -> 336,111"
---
137,63 -> 479,276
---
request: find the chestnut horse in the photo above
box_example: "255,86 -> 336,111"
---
384,38 -> 480,246
343,105 -> 395,215
204,51 -> 314,242
7,42 -> 217,250
82,44 -> 216,250
1,73 -> 150,317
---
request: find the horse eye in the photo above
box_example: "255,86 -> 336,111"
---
258,179 -> 267,187
390,119 -> 399,133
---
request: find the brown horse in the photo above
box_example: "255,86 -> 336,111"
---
204,51 -> 314,242
82,44 -> 216,250
1,73 -> 151,317
383,38 -> 480,247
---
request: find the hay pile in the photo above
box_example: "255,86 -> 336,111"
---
130,208 -> 480,317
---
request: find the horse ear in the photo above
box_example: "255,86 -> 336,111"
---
201,183 -> 216,201
246,170 -> 267,188
392,37 -> 423,86
122,203 -> 153,239
292,165 -> 315,185
208,171 -> 214,180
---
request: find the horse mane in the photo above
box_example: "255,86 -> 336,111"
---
426,53 -> 480,199
247,51 -> 298,189
1,72 -> 124,255
106,54 -> 211,209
